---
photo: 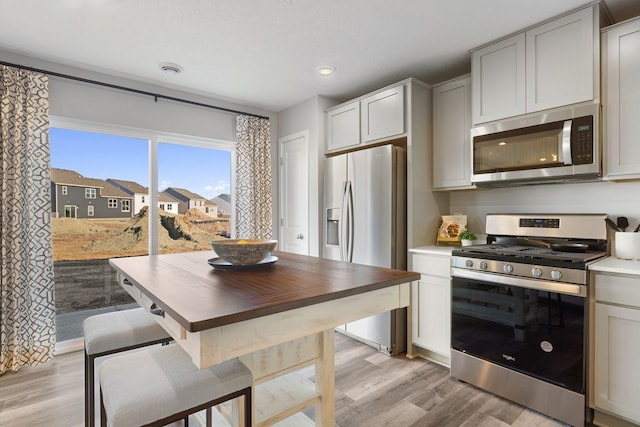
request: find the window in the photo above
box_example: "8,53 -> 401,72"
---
141,196 -> 145,203
50,125 -> 232,344
61,185 -> 67,195
85,188 -> 96,199
88,205 -> 94,217
64,205 -> 77,218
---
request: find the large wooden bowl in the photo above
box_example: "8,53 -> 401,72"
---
210,239 -> 277,265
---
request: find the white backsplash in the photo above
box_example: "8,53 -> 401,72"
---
450,180 -> 640,235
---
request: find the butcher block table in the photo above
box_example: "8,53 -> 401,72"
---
109,250 -> 418,427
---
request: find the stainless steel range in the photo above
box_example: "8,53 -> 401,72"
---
450,214 -> 608,427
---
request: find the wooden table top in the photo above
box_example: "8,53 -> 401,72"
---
110,251 -> 418,332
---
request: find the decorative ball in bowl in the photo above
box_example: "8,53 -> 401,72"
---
210,239 -> 278,265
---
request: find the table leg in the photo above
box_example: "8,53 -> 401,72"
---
314,329 -> 335,426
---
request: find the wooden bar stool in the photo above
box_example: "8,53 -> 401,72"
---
83,308 -> 173,427
98,344 -> 253,427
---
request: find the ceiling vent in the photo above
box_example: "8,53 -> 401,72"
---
159,62 -> 183,76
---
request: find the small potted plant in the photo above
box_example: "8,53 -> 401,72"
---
458,230 -> 477,246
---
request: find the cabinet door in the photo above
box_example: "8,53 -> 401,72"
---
327,101 -> 360,152
526,6 -> 595,113
360,86 -> 405,142
594,303 -> 640,423
472,33 -> 526,125
604,18 -> 640,179
412,276 -> 451,357
433,76 -> 472,189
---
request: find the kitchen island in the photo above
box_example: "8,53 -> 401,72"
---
109,250 -> 418,426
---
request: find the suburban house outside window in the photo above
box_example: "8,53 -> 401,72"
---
61,185 -> 67,195
108,198 -> 117,208
85,188 -> 96,199
121,199 -> 130,212
88,205 -> 94,217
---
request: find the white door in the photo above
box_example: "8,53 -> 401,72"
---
279,131 -> 309,255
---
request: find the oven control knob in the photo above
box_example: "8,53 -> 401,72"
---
551,270 -> 562,280
503,264 -> 514,274
479,261 -> 488,270
465,260 -> 474,268
531,267 -> 543,278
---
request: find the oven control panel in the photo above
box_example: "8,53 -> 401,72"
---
451,256 -> 587,286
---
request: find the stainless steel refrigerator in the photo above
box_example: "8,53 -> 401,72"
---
323,144 -> 407,355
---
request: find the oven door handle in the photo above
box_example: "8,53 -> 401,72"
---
451,267 -> 587,297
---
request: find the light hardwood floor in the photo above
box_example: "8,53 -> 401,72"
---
0,334 -> 565,426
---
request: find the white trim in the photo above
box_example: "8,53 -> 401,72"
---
55,337 -> 84,355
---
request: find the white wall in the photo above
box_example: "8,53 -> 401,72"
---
277,95 -> 340,257
450,180 -> 640,235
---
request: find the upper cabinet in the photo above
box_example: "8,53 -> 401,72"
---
472,5 -> 599,125
326,101 -> 360,152
602,16 -> 640,180
433,76 -> 473,190
326,83 -> 405,153
360,86 -> 405,143
472,34 -> 526,124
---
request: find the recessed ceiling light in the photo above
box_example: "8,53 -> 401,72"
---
317,66 -> 335,76
159,62 -> 183,76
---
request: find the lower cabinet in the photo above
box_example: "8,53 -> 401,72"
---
410,250 -> 451,366
592,271 -> 640,426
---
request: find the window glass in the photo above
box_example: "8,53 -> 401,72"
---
50,127 -> 148,342
157,142 -> 231,255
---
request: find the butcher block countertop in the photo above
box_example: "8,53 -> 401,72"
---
109,250 -> 419,333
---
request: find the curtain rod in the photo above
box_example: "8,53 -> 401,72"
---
0,60 -> 270,120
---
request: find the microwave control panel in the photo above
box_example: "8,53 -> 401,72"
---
571,115 -> 593,165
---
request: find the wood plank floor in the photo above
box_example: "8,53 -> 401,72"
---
0,334 -> 565,426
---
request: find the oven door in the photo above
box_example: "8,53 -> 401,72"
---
451,268 -> 586,393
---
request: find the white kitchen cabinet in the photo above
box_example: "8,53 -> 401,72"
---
592,270 -> 640,425
471,34 -> 526,125
602,16 -> 640,180
526,6 -> 595,113
360,85 -> 405,143
410,250 -> 451,366
433,76 -> 473,190
326,101 -> 360,152
471,5 -> 598,125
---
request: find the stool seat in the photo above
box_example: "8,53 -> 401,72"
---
83,307 -> 171,356
99,344 -> 253,427
83,307 -> 173,426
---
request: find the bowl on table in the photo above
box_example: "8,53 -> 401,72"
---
210,239 -> 278,265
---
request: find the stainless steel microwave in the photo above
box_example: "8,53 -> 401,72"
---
471,103 -> 601,186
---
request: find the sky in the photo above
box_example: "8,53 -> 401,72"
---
50,128 -> 231,200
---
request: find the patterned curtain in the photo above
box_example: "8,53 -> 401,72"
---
0,65 -> 55,374
235,115 -> 272,239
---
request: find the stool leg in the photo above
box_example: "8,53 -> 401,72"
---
100,391 -> 107,427
244,388 -> 252,427
85,352 -> 95,427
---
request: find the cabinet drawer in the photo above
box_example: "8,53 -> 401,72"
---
412,254 -> 451,278
595,273 -> 640,307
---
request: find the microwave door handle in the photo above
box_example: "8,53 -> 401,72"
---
561,120 -> 572,165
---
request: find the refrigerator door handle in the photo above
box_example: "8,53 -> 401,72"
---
346,180 -> 354,263
340,181 -> 349,262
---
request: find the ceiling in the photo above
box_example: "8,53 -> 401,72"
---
1,0 -> 639,113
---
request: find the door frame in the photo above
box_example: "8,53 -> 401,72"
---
278,130 -> 310,255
